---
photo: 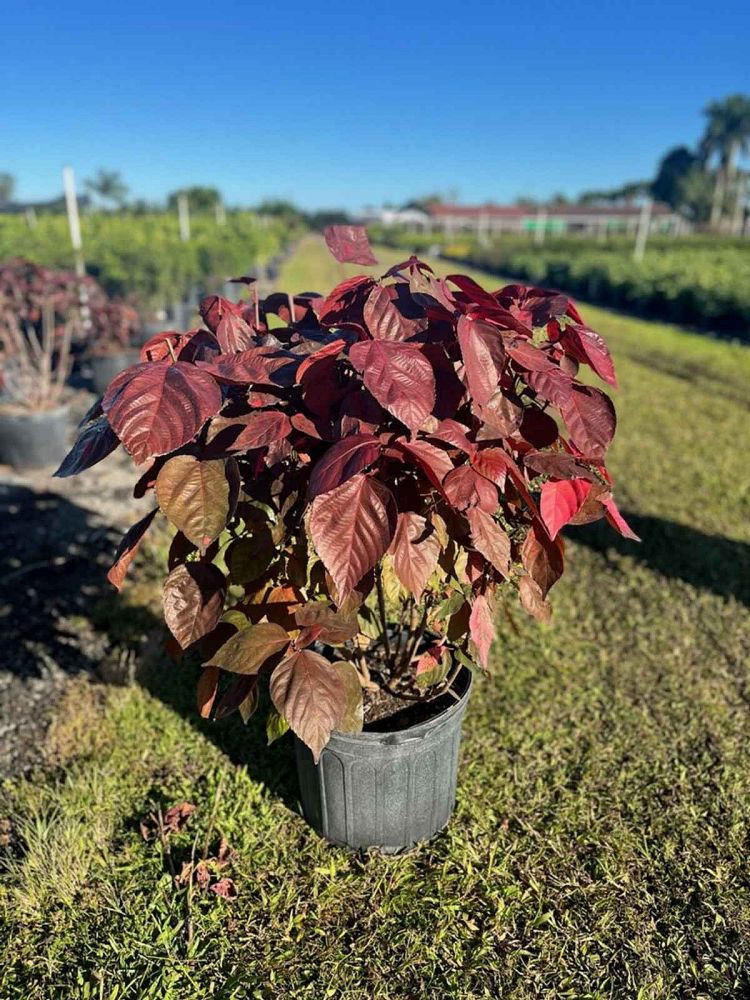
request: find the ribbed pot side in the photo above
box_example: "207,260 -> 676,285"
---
294,667 -> 472,852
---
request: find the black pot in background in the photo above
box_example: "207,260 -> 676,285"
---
0,404 -> 69,471
294,667 -> 473,853
89,351 -> 141,396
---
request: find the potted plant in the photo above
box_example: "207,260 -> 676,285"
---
56,226 -> 636,851
0,259 -> 80,470
85,296 -> 142,395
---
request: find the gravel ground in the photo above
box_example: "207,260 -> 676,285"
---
0,387 -> 153,777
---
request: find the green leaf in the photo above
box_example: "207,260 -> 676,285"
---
266,706 -> 290,745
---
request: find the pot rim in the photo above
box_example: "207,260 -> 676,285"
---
329,665 -> 473,746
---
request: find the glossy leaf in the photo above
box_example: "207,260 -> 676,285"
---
207,411 -> 292,452
308,433 -> 380,499
560,385 -> 616,460
155,456 -> 238,550
105,360 -> 222,464
456,315 -> 505,407
540,478 -> 593,540
348,340 -> 435,433
54,417 -> 119,478
309,473 -> 396,599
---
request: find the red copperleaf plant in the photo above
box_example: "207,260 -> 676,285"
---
56,227 -> 637,761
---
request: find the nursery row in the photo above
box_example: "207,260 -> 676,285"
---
0,211 -> 292,307
371,228 -> 750,337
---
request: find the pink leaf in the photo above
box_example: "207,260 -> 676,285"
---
540,479 -> 593,539
323,225 -> 378,265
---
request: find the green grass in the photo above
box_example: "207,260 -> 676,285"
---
1,237 -> 749,998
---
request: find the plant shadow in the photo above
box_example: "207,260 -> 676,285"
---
569,510 -> 750,607
0,483 -> 300,809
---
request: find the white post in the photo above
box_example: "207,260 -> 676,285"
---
534,206 -> 547,246
63,166 -> 85,277
215,199 -> 226,227
25,206 -> 37,230
63,165 -> 90,328
633,197 -> 652,262
178,192 -> 191,242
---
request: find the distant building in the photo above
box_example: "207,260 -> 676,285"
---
375,201 -> 690,237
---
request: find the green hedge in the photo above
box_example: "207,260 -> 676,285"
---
0,212 -> 293,307
371,228 -> 750,338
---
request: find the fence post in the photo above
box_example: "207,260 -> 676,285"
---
633,197 -> 652,262
178,193 -> 191,242
63,165 -> 91,329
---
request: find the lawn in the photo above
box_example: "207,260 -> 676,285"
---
1,237 -> 749,999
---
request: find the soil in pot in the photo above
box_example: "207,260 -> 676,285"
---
0,404 -> 69,471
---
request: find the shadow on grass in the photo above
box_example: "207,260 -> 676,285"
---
570,510 -> 750,607
140,654 -> 301,813
0,484 -> 300,807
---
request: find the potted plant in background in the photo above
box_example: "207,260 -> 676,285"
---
85,296 -> 142,394
0,259 -> 79,470
56,226 -> 637,852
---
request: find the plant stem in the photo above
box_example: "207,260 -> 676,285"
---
375,566 -> 392,669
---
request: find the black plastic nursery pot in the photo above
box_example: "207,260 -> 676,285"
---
294,667 -> 473,853
0,404 -> 69,471
89,350 -> 141,395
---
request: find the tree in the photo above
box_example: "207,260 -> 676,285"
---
651,146 -> 698,208
676,168 -> 713,223
167,186 -> 221,213
85,169 -> 129,210
0,172 -> 14,204
699,94 -> 750,230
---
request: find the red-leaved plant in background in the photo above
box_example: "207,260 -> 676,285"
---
56,227 -> 637,760
0,259 -> 139,408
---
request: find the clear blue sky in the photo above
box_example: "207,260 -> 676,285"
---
4,1 -> 749,211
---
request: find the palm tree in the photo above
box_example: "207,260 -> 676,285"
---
84,169 -> 129,211
699,94 -> 750,231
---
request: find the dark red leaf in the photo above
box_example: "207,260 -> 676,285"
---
456,315 -> 505,407
54,417 -> 119,478
363,283 -> 426,341
308,433 -> 380,498
561,324 -> 618,387
323,225 -> 378,265
560,385 -> 616,461
197,349 -> 296,387
104,361 -> 223,465
348,340 -> 435,433
444,466 -> 498,513
309,474 -> 396,599
107,507 -> 158,590
207,411 -> 292,452
521,520 -> 565,597
395,438 -> 454,491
